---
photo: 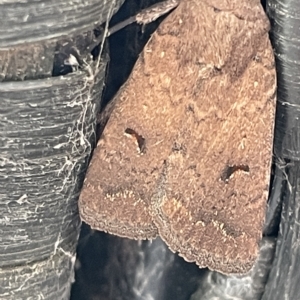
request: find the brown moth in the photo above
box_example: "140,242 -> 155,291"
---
79,0 -> 276,274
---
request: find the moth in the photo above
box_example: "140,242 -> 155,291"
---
79,0 -> 276,274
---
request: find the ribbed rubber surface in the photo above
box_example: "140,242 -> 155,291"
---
269,0 -> 300,161
0,66 -> 106,268
0,0 -> 124,49
0,1 -> 125,299
261,1 -> 300,299
262,162 -> 300,300
0,250 -> 76,300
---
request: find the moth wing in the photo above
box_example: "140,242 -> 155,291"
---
79,6 -> 187,239
150,0 -> 276,273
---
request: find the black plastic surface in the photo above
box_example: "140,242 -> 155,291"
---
0,0 -> 124,49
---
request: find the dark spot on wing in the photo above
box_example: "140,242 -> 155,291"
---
124,128 -> 146,154
221,164 -> 250,182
